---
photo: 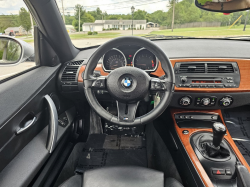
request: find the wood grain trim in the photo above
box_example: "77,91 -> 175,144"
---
78,64 -> 109,82
78,58 -> 250,93
171,109 -> 250,187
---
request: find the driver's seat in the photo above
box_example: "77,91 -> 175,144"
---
59,166 -> 183,187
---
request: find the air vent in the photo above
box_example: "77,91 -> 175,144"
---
179,63 -> 205,73
68,60 -> 84,66
61,66 -> 79,82
207,63 -> 234,73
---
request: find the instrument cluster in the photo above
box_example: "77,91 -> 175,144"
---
102,45 -> 158,72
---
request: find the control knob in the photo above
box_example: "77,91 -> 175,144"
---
181,77 -> 188,83
220,97 -> 232,107
201,98 -> 210,106
180,97 -> 191,106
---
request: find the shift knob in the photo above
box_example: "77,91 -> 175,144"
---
212,122 -> 226,147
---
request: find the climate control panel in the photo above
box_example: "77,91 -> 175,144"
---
196,96 -> 217,107
179,95 -> 233,107
179,96 -> 192,106
219,96 -> 233,107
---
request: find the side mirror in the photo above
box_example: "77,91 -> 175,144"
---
195,0 -> 250,13
0,36 -> 34,67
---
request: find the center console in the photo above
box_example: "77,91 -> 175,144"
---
171,109 -> 250,187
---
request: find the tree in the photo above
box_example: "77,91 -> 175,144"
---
72,4 -> 95,31
19,8 -> 31,36
65,14 -> 74,25
133,10 -> 147,20
88,8 -> 103,20
0,15 -> 20,33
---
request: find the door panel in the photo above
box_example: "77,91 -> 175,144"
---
0,64 -> 76,187
0,66 -> 60,171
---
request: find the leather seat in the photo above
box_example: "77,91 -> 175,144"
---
59,166 -> 183,187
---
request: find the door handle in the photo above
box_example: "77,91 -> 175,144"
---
16,116 -> 37,135
44,94 -> 58,153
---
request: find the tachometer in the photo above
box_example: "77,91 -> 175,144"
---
133,48 -> 157,71
103,49 -> 126,71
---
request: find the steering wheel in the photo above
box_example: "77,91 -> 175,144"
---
83,36 -> 175,125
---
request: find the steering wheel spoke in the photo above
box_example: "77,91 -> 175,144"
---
116,101 -> 139,122
150,78 -> 167,91
90,76 -> 107,90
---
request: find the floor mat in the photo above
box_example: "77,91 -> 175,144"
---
222,106 -> 250,164
75,134 -> 147,173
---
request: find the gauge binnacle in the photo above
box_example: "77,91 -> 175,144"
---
133,49 -> 157,71
103,49 -> 126,71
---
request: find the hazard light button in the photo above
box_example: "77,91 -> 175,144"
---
212,169 -> 225,175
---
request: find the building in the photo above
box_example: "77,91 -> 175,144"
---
82,20 -> 146,32
146,22 -> 159,28
4,26 -> 31,36
65,25 -> 76,33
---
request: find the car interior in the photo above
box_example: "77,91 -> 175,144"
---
1,0 -> 250,187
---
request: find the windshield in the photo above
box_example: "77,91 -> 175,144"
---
59,0 -> 250,48
2,0 -> 250,48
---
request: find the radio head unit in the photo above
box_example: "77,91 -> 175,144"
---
174,62 -> 240,88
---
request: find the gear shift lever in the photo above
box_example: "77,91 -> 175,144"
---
212,122 -> 226,148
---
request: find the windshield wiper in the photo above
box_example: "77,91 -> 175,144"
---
142,34 -> 195,40
223,36 -> 250,40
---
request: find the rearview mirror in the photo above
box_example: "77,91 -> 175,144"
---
0,36 -> 34,66
195,0 -> 250,13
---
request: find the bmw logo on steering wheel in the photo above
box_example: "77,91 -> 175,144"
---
122,77 -> 133,88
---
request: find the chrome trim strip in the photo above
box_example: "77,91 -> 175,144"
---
44,94 -> 58,153
132,48 -> 159,72
102,48 -> 127,72
16,116 -> 37,135
232,138 -> 250,142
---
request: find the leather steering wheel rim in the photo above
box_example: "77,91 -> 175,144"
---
83,36 -> 175,125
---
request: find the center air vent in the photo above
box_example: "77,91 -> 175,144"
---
207,63 -> 234,73
61,66 -> 79,82
179,63 -> 205,73
68,60 -> 84,66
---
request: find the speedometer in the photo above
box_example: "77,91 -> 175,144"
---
133,48 -> 157,71
103,49 -> 126,71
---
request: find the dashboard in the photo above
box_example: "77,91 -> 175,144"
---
102,45 -> 158,71
59,39 -> 250,110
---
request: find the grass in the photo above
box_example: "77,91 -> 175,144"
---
18,32 -> 121,44
69,32 -> 120,40
22,39 -> 34,43
17,25 -> 250,44
149,24 -> 250,38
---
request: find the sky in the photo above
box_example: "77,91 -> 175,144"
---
0,0 -> 169,15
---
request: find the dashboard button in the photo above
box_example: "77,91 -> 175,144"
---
200,85 -> 207,88
208,85 -> 215,88
191,84 -> 199,87
226,77 -> 233,80
224,84 -> 233,88
212,169 -> 225,175
215,85 -> 224,88
226,169 -> 232,175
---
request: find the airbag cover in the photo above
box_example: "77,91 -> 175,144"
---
106,66 -> 150,103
